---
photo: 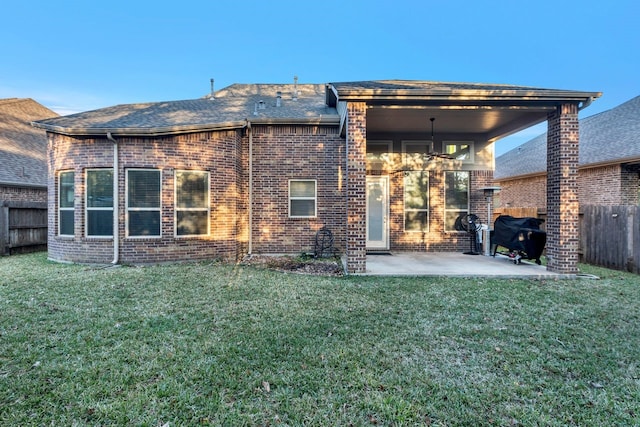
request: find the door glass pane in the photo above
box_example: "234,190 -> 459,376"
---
368,181 -> 384,241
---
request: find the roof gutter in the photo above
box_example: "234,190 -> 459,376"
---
106,132 -> 119,265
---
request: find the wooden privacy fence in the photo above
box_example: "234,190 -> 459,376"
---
581,205 -> 640,274
0,201 -> 47,256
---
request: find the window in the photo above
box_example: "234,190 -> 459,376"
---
444,141 -> 474,163
86,169 -> 113,237
366,141 -> 392,171
444,171 -> 469,232
404,171 -> 429,232
289,179 -> 316,218
402,141 -> 433,168
127,169 -> 161,237
175,171 -> 210,236
58,171 -> 74,236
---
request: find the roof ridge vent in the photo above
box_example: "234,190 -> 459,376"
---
293,75 -> 298,100
208,78 -> 215,99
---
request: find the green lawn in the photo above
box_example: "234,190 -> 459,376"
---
1,253 -> 639,426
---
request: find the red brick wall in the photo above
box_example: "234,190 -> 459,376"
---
249,124 -> 346,254
47,131 -> 245,264
497,164 -> 638,209
546,104 -> 580,274
0,185 -> 46,203
346,102 -> 367,273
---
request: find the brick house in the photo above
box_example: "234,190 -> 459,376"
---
33,80 -> 600,274
1,98 -> 57,203
495,95 -> 640,208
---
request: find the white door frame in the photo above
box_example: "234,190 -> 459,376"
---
366,175 -> 389,250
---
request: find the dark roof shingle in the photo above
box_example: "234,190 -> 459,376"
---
0,98 -> 58,187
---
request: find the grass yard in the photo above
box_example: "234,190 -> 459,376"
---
1,253 -> 639,426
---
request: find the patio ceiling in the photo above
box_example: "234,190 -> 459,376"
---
366,105 -> 553,141
328,80 -> 601,142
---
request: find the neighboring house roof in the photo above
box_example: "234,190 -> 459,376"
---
495,95 -> 640,180
0,98 -> 58,187
33,84 -> 339,136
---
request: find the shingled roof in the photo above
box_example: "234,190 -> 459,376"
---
0,98 -> 58,187
495,95 -> 640,180
33,84 -> 339,136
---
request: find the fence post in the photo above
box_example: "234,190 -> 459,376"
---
0,202 -> 8,256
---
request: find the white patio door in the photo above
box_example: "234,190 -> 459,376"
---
366,176 -> 389,250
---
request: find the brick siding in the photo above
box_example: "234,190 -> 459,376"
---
249,124 -> 346,255
47,131 -> 245,264
546,104 -> 580,274
497,163 -> 639,209
0,185 -> 46,204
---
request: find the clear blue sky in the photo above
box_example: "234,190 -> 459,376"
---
2,0 -> 638,155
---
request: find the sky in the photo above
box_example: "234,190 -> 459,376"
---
2,0 -> 638,155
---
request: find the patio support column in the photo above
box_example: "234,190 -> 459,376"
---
546,103 -> 580,274
346,102 -> 367,273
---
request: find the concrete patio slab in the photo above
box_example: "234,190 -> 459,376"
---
362,252 -> 572,279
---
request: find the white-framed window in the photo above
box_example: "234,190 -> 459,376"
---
366,141 -> 392,170
404,171 -> 429,232
402,140 -> 433,168
444,171 -> 469,232
289,179 -> 317,218
444,141 -> 474,163
86,169 -> 113,237
126,169 -> 161,237
175,170 -> 210,236
58,170 -> 75,236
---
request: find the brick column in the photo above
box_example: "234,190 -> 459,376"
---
546,103 -> 580,274
346,102 -> 367,273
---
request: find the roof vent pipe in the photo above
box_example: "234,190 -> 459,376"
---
293,75 -> 298,100
209,78 -> 215,99
276,91 -> 282,107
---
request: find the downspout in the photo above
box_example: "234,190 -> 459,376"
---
107,132 -> 119,264
247,121 -> 253,255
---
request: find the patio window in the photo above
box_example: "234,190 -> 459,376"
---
58,170 -> 74,236
126,169 -> 161,237
402,141 -> 433,168
86,169 -> 113,237
444,141 -> 474,163
444,171 -> 469,232
175,170 -> 210,236
289,179 -> 316,218
404,171 -> 429,232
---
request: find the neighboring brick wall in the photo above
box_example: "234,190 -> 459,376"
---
0,185 -> 46,203
495,175 -> 547,209
497,164 -> 638,209
621,164 -> 640,205
47,131 -> 245,264
249,124 -> 346,255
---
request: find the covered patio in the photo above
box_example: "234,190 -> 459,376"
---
327,81 -> 602,274
363,252 -> 571,278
